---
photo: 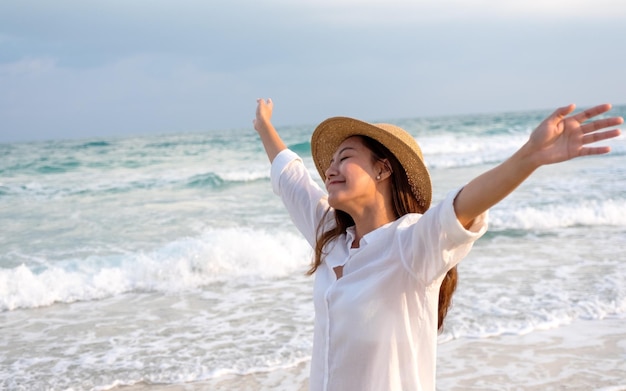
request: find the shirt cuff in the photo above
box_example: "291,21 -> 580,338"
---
270,149 -> 301,195
440,187 -> 489,243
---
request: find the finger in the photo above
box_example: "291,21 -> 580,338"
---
580,116 -> 624,134
572,103 -> 612,123
582,128 -> 622,145
579,146 -> 612,156
551,104 -> 576,121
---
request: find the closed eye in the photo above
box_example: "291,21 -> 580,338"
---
330,146 -> 357,165
329,155 -> 351,165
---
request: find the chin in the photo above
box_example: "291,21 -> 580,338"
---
327,195 -> 349,214
327,195 -> 341,209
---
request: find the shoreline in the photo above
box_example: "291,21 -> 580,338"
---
437,317 -> 626,390
114,317 -> 626,391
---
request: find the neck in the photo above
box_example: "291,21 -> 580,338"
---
349,203 -> 396,247
342,181 -> 396,247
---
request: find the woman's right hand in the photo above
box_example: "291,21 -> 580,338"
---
253,98 -> 286,163
254,98 -> 274,133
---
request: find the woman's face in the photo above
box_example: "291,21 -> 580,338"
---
324,136 -> 383,212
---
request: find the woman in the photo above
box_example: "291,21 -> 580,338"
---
253,98 -> 622,391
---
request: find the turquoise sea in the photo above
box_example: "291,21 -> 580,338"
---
1,106 -> 625,390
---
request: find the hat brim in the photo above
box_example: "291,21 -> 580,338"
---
311,117 -> 432,213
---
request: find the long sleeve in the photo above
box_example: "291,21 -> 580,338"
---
270,149 -> 332,247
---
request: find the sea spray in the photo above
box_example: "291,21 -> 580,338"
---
0,228 -> 310,311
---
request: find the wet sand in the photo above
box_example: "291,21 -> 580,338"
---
437,318 -> 626,390
115,318 -> 626,391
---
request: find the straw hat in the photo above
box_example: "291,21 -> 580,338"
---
311,117 -> 432,213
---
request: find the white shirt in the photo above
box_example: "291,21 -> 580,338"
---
271,149 -> 488,391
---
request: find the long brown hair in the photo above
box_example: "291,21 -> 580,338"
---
308,135 -> 458,332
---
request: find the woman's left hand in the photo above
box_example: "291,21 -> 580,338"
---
526,103 -> 623,167
454,103 -> 622,228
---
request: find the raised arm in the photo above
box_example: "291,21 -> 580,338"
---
454,103 -> 623,228
254,98 -> 287,163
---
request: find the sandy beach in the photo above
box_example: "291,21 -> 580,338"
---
114,318 -> 626,391
437,317 -> 626,390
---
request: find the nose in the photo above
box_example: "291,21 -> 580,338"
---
324,160 -> 338,181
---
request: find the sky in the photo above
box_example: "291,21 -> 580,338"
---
1,0 -> 625,143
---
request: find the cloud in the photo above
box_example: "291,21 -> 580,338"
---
292,0 -> 626,19
0,57 -> 57,76
0,54 -> 259,140
0,0 -> 625,142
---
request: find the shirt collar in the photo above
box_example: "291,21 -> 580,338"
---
345,226 -> 356,247
345,220 -> 395,248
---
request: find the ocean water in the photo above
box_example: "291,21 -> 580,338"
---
1,106 -> 625,390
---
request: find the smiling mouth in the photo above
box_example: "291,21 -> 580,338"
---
326,180 -> 345,188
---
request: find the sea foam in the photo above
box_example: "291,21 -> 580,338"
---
490,198 -> 626,230
0,228 -> 311,311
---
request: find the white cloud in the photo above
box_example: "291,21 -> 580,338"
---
0,0 -> 625,142
0,53 -> 258,141
286,0 -> 626,23
0,57 -> 57,76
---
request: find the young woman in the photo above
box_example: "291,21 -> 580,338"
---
253,98 -> 622,391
